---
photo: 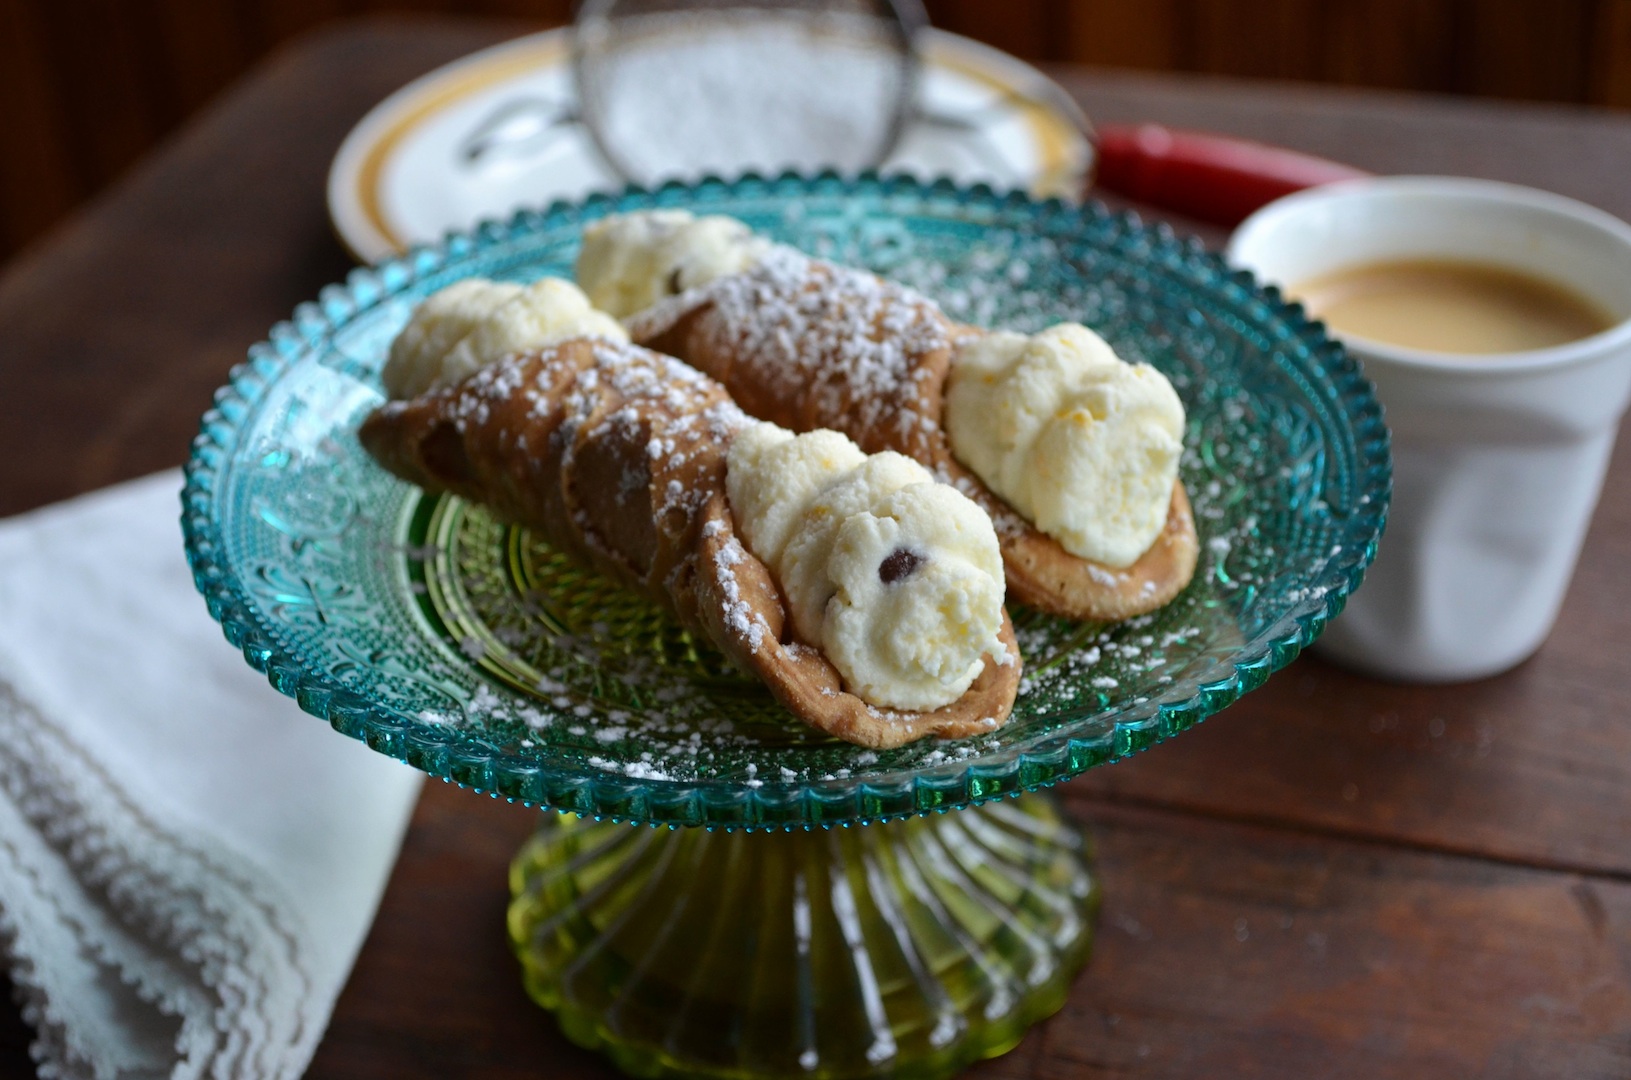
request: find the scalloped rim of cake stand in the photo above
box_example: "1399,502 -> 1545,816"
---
182,170 -> 1391,832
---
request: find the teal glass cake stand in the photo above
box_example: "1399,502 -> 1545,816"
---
182,174 -> 1389,1079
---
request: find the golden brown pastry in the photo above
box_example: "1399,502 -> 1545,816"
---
360,337 -> 1021,749
610,245 -> 1199,622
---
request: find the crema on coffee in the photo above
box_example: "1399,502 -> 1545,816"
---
1289,259 -> 1614,355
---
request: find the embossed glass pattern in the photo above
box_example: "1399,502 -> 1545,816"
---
183,174 -> 1390,830
509,794 -> 1096,1078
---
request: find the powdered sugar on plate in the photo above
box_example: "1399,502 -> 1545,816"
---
582,10 -> 907,184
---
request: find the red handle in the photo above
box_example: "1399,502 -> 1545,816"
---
1094,123 -> 1369,227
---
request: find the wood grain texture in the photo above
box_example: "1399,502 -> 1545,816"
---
1460,0 -> 1596,102
1064,0 -> 1181,71
1023,802 -> 1631,1080
922,0 -> 1064,62
2,15 -> 1631,1079
0,16 -> 517,516
302,786 -> 1631,1079
1320,0 -> 1458,91
0,0 -> 84,251
1594,0 -> 1631,108
1186,0 -> 1324,82
303,784 -> 611,1079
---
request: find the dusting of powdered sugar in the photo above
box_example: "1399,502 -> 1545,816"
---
584,10 -> 903,184
711,533 -> 768,651
398,221 -> 1347,789
634,246 -> 949,449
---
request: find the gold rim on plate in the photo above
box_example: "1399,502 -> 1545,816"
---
327,27 -> 1092,263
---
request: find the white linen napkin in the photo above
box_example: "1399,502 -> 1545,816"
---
0,471 -> 424,1079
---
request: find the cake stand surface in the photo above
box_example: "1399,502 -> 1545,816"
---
182,174 -> 1389,1079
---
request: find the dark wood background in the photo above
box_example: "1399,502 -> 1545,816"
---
3,0 -> 1631,265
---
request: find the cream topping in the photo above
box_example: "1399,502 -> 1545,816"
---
944,323 -> 1185,568
727,422 -> 1007,711
576,211 -> 1186,568
577,210 -> 772,318
382,277 -> 626,398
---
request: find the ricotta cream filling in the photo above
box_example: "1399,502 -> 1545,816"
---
727,422 -> 1007,711
943,324 -> 1186,568
573,211 -> 1186,568
382,277 -> 627,399
577,210 -> 771,319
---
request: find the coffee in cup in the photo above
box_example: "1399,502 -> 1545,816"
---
1229,177 -> 1631,682
1288,258 -> 1614,356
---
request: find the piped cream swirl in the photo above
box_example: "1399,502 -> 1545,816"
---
577,210 -> 772,318
382,277 -> 626,398
575,210 -> 1187,569
944,323 -> 1185,568
726,422 -> 1007,711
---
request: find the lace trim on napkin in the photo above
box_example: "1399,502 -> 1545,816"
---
0,674 -> 319,1080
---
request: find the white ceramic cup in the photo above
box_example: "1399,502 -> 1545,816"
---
1228,176 -> 1631,682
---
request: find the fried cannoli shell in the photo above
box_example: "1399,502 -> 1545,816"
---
359,338 -> 1019,749
632,257 -> 1199,622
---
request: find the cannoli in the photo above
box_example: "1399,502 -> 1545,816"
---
361,279 -> 1020,748
577,211 -> 1199,622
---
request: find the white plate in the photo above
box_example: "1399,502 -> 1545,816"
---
328,27 -> 1093,263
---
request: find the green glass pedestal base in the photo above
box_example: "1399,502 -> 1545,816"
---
508,794 -> 1097,1080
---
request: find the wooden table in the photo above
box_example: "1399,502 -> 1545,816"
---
3,17 -> 1629,1078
